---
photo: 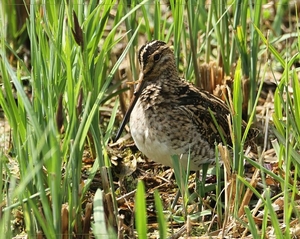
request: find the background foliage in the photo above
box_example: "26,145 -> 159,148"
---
0,0 -> 299,238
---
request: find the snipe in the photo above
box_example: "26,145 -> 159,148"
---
115,40 -> 257,171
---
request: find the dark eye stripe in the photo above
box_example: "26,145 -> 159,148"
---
138,40 -> 166,70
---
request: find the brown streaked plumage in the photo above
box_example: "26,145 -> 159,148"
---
115,40 -> 257,171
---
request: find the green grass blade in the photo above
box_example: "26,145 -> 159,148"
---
154,190 -> 167,239
253,24 -> 285,67
135,181 -> 147,239
232,58 -> 242,172
244,206 -> 259,238
93,189 -> 116,239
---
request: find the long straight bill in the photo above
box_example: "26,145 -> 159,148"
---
114,73 -> 145,142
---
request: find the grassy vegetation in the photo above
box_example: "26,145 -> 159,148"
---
0,0 -> 299,238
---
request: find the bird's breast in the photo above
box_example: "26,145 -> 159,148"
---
129,98 -> 216,170
129,99 -> 175,167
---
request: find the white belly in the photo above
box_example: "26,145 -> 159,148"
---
130,101 -> 174,167
129,100 -> 216,171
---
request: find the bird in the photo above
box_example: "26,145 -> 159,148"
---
114,40 -> 257,171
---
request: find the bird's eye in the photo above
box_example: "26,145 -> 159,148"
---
153,53 -> 161,62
